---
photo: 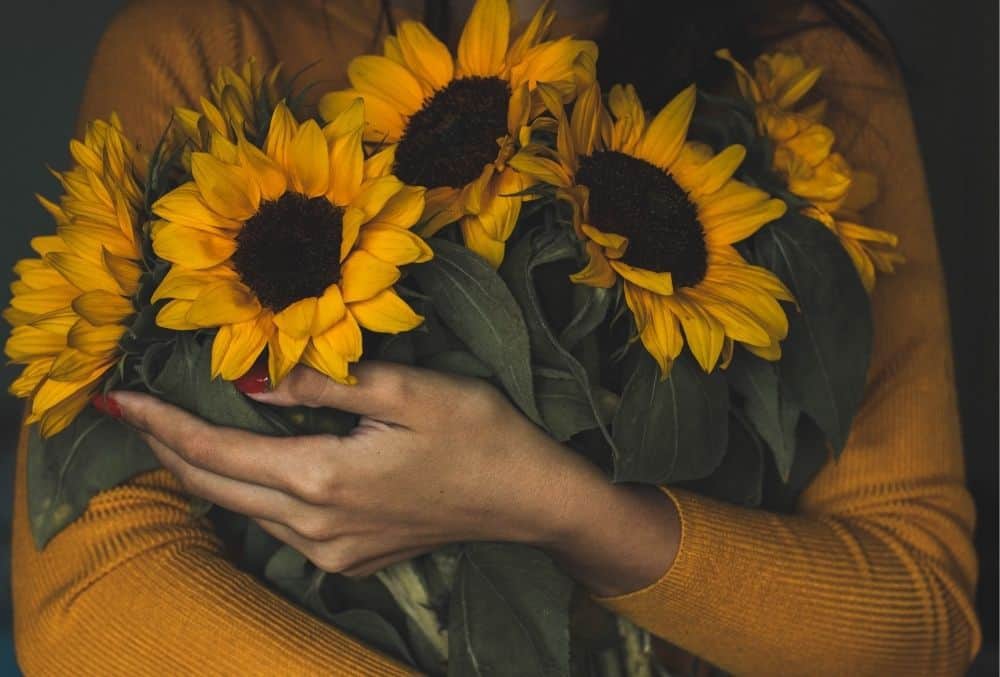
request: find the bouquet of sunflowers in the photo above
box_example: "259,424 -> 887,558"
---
7,1 -> 901,674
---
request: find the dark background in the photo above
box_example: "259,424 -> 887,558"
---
0,1 -> 995,674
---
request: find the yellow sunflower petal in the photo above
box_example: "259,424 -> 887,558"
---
397,20 -> 454,91
191,152 -> 260,220
312,284 -> 348,335
45,252 -> 120,293
636,84 -> 696,170
153,182 -> 243,230
507,0 -> 555,66
349,289 -> 423,334
340,250 -> 401,303
675,144 -> 747,198
238,137 -> 288,201
460,216 -> 506,268
264,102 -> 298,172
67,320 -> 126,356
327,126 -> 364,207
38,386 -> 96,438
348,55 -> 426,116
10,359 -> 53,398
288,120 -> 331,197
457,0 -> 510,77
352,175 -> 405,220
10,286 -> 78,318
672,296 -> 725,372
101,249 -> 142,295
155,300 -> 199,330
49,348 -> 106,382
152,221 -> 237,269
318,314 -> 363,363
418,187 -> 465,237
703,196 -> 787,245
211,315 -> 270,380
319,89 -> 405,143
570,241 -> 616,288
745,340 -> 782,361
580,224 -> 628,253
152,265 -> 237,302
273,296 -> 318,340
5,326 -> 66,363
186,281 -> 262,327
364,145 -> 398,181
571,80 -> 602,156
369,185 -> 426,229
72,290 -> 134,326
610,261 -> 674,296
302,339 -> 351,384
508,153 -> 572,188
358,224 -> 433,265
268,329 -> 308,386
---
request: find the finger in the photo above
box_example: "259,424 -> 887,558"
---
254,517 -> 428,577
247,361 -> 453,427
111,390 -> 332,494
339,547 -> 431,579
143,433 -> 311,526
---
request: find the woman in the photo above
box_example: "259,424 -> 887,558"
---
11,0 -> 980,674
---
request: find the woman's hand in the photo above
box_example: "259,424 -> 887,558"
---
109,362 -> 680,594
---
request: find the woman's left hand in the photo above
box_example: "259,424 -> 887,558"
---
109,362 -> 679,592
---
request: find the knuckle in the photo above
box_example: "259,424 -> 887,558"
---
312,545 -> 356,574
294,514 -> 337,541
293,467 -> 338,504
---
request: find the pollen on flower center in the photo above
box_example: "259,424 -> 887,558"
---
231,192 -> 344,312
578,151 -> 708,288
394,76 -> 511,189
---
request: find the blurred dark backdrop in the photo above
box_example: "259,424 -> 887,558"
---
0,1 -> 995,674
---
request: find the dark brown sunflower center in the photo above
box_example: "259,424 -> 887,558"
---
393,76 -> 510,189
577,150 -> 707,288
231,192 -> 344,312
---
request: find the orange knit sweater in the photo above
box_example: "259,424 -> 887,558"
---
11,1 -> 981,675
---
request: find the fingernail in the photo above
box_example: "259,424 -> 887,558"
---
91,393 -> 123,419
234,361 -> 270,394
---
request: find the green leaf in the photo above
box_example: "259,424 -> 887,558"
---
411,240 -> 541,425
761,415 -> 832,513
264,546 -> 417,667
752,212 -> 872,456
422,350 -> 494,379
678,412 -> 764,507
27,408 -> 159,548
727,350 -> 799,481
449,543 -> 573,677
535,369 -> 617,441
612,351 -> 728,484
558,286 -> 613,354
499,228 -> 616,449
149,333 -> 293,435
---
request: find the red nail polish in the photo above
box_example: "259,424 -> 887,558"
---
92,393 -> 123,419
234,361 -> 271,394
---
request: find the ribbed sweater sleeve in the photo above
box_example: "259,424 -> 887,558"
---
13,1 -> 418,674
597,8 -> 981,676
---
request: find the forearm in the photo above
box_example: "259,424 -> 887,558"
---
11,427 -> 414,676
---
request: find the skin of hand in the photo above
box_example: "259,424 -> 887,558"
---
108,362 -> 680,595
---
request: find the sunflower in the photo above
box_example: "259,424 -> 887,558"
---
318,0 -> 597,268
151,100 -> 431,386
174,58 -> 283,152
511,82 -> 792,375
717,49 -> 902,291
4,116 -> 146,437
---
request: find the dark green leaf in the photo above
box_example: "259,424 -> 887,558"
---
422,350 -> 494,379
27,407 -> 158,548
752,213 -> 872,456
499,228 -> 616,450
558,286 -> 613,354
264,546 -> 417,667
679,412 -> 764,507
761,415 -> 832,513
449,543 -> 573,677
727,350 -> 799,481
535,369 -> 617,441
612,351 -> 728,484
411,240 -> 541,425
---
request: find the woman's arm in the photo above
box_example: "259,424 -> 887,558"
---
596,8 -> 980,675
13,1 -> 419,673
11,420 -> 414,675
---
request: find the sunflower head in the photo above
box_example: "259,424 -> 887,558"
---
174,58 -> 283,153
719,48 -> 903,292
151,99 -> 432,387
5,116 -> 146,437
513,82 -> 793,375
318,0 -> 598,268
